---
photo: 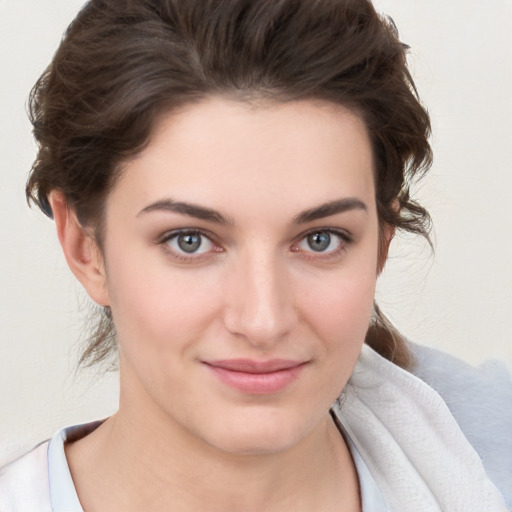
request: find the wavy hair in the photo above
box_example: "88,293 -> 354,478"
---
26,0 -> 432,369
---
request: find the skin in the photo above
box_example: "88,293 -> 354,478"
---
51,97 -> 390,512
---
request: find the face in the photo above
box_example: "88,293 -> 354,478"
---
98,98 -> 381,455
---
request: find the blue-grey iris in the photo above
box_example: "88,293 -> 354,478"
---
307,232 -> 331,252
178,233 -> 202,253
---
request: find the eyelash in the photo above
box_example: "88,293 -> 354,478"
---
158,227 -> 353,263
159,229 -> 222,263
291,228 -> 353,260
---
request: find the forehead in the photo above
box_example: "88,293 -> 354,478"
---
113,97 -> 376,218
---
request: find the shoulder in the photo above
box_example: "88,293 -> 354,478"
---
0,441 -> 52,512
409,342 -> 512,508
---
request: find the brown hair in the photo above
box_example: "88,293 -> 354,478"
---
26,0 -> 432,369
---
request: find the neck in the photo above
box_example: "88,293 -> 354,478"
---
66,387 -> 360,512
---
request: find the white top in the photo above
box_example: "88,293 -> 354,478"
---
48,425 -> 90,511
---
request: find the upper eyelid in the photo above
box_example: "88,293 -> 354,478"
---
159,227 -> 217,244
294,227 -> 353,243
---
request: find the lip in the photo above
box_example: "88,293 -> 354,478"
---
203,359 -> 308,394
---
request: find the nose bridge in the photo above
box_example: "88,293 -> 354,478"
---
223,245 -> 296,346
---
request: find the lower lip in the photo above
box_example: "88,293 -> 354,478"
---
205,364 -> 306,394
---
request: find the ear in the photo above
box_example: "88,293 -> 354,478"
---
377,221 -> 395,275
49,191 -> 110,306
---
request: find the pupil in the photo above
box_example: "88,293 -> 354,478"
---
178,233 -> 201,253
308,232 -> 331,252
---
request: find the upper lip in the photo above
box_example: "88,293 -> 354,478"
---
203,359 -> 306,373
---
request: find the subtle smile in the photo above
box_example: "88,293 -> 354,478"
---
202,359 -> 308,394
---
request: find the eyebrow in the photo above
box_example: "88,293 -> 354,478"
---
138,199 -> 233,225
293,198 -> 368,224
138,197 -> 367,225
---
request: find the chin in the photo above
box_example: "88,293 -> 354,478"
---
211,431 -> 300,457
200,409 -> 320,457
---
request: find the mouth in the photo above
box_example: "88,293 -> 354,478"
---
202,359 -> 308,394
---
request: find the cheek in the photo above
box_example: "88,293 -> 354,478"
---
299,252 -> 378,340
296,254 -> 378,374
305,275 -> 375,357
288,268 -> 376,418
321,272 -> 375,326
104,246 -> 222,359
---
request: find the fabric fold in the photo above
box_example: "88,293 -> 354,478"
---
332,344 -> 508,512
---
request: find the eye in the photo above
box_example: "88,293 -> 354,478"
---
164,231 -> 215,255
295,229 -> 350,255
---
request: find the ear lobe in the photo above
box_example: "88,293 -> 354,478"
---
377,222 -> 395,275
49,191 -> 110,307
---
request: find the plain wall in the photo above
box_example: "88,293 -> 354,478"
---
1,0 -> 511,463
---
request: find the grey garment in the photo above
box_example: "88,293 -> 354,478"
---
409,342 -> 512,509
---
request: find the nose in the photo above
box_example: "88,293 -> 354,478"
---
222,249 -> 298,349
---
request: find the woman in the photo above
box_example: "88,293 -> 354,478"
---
0,0 -> 510,510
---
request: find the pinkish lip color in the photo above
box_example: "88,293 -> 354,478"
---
203,359 -> 306,394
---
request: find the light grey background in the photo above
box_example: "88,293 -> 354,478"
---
1,0 -> 511,463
